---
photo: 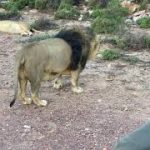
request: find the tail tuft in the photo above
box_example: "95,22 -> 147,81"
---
10,99 -> 15,107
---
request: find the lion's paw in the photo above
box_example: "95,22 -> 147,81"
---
22,98 -> 32,105
72,86 -> 83,93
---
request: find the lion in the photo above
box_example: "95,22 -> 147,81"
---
0,20 -> 33,36
10,27 -> 99,107
121,0 -> 140,14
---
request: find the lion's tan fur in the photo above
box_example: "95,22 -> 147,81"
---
121,0 -> 140,14
10,28 -> 99,107
0,20 -> 33,36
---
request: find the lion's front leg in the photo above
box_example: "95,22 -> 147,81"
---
71,70 -> 83,93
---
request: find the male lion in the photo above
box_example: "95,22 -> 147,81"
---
10,27 -> 99,107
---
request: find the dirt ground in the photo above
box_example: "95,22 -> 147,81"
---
0,12 -> 150,150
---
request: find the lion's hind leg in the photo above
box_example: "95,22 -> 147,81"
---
19,77 -> 32,105
30,81 -> 47,107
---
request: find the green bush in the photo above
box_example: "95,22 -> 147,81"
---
4,0 -> 28,11
0,11 -> 20,20
101,49 -> 120,60
4,0 -> 62,11
47,0 -> 61,9
4,0 -> 33,11
91,0 -> 128,34
122,56 -> 139,65
31,18 -> 59,30
35,0 -> 48,10
137,17 -> 150,29
88,0 -> 98,8
144,36 -> 150,48
55,0 -> 80,19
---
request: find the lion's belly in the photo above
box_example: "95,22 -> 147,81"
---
45,39 -> 72,73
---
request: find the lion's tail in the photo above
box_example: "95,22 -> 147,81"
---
10,51 -> 24,107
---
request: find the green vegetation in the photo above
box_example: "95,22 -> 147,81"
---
31,18 -> 59,30
0,11 -> 20,20
137,17 -> 150,29
55,0 -> 80,19
3,0 -> 82,11
144,36 -> 150,49
122,56 -> 139,65
101,49 -> 121,60
91,0 -> 128,34
140,0 -> 149,10
3,0 -> 62,11
35,0 -> 47,10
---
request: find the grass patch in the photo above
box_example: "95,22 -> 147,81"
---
101,49 -> 121,60
35,0 -> 48,10
137,17 -> 150,29
144,36 -> 150,48
122,56 -> 139,65
55,0 -> 80,19
91,0 -> 128,34
0,11 -> 20,20
31,18 -> 59,31
3,0 -> 62,11
140,0 -> 149,10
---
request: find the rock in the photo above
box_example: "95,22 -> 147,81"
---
23,125 -> 31,129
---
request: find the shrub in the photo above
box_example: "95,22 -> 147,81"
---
140,0 -> 149,10
144,36 -> 150,48
101,49 -> 120,60
31,18 -> 59,30
47,0 -> 61,9
4,0 -> 61,11
91,0 -> 128,34
35,0 -> 48,10
137,17 -> 150,29
0,11 -> 20,20
4,0 -> 29,11
122,56 -> 139,65
55,0 -> 80,19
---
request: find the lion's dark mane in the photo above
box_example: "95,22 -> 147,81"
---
55,29 -> 91,71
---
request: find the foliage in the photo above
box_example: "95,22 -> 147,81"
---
47,0 -> 61,9
101,49 -> 121,60
137,17 -> 150,29
139,0 -> 149,10
144,36 -> 150,49
4,0 -> 62,11
0,11 -> 20,20
31,18 -> 59,30
35,0 -> 48,10
91,0 -> 128,34
55,0 -> 80,19
122,56 -> 139,65
88,0 -> 109,8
